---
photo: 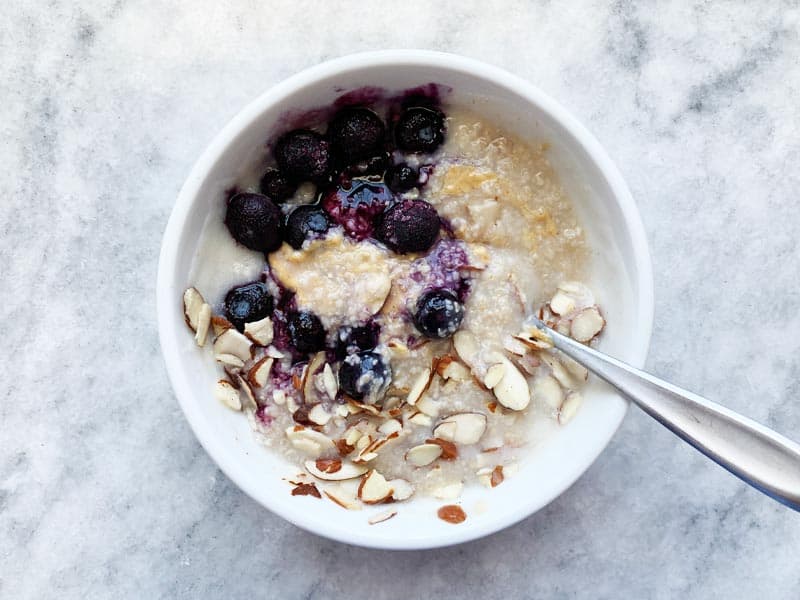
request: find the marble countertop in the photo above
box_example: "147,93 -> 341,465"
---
3,1 -> 800,598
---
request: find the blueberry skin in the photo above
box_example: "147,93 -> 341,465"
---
225,193 -> 283,253
286,311 -> 326,354
259,169 -> 297,202
338,351 -> 391,403
394,107 -> 445,153
284,205 -> 330,249
224,282 -> 274,332
334,323 -> 379,359
328,107 -> 385,163
413,289 -> 464,339
274,129 -> 333,184
385,163 -> 418,192
375,200 -> 440,254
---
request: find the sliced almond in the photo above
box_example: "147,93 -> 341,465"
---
378,419 -> 403,436
502,336 -> 529,356
302,352 -> 326,403
433,412 -> 487,445
213,328 -> 253,362
539,353 -> 575,389
559,391 -> 582,425
570,307 -> 605,342
557,281 -> 594,306
265,346 -> 284,359
491,356 -> 531,411
415,395 -> 440,418
549,290 -> 577,315
244,316 -> 274,346
285,426 -> 335,457
321,363 -> 338,401
308,403 -> 332,426
408,411 -> 433,427
358,470 -> 394,504
182,287 -> 205,331
426,438 -> 458,460
272,389 -> 287,405
215,353 -> 245,368
406,443 -> 443,466
211,315 -> 234,336
368,510 -> 398,525
561,356 -> 589,382
324,485 -> 361,511
214,380 -> 241,411
533,375 -> 564,409
305,459 -> 367,481
389,478 -> 414,501
344,426 -> 363,447
432,481 -> 463,500
194,304 -> 211,347
406,368 -> 433,406
490,465 -> 504,487
440,360 -> 471,382
247,356 -> 274,388
484,363 -> 506,389
235,375 -> 257,411
453,330 -> 480,367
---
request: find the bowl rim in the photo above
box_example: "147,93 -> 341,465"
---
157,49 -> 654,549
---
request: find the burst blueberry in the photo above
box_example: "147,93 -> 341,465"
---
328,107 -> 386,163
375,199 -> 440,254
338,351 -> 391,404
286,311 -> 326,353
225,193 -> 282,253
394,106 -> 445,153
385,163 -> 418,192
284,205 -> 330,249
259,169 -> 296,202
274,129 -> 332,184
334,323 -> 379,359
321,179 -> 394,240
413,289 -> 464,339
224,282 -> 274,332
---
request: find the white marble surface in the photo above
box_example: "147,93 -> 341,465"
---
2,1 -> 800,598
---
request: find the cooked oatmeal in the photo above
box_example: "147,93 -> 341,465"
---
181,95 -> 606,512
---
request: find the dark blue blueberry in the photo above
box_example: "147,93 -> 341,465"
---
321,179 -> 394,240
375,199 -> 440,254
338,351 -> 391,403
334,323 -> 380,359
413,289 -> 464,339
394,106 -> 445,153
274,129 -> 332,184
224,282 -> 274,332
225,193 -> 282,253
284,205 -> 330,249
259,169 -> 296,202
328,107 -> 385,163
385,163 -> 418,192
287,311 -> 326,354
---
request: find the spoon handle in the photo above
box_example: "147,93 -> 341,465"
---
541,323 -> 800,511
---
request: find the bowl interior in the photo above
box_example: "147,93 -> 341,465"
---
158,52 -> 653,549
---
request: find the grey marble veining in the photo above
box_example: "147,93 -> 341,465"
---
2,1 -> 800,598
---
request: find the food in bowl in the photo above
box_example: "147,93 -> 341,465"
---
181,88 -> 606,519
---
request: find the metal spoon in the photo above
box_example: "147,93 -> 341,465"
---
531,317 -> 800,511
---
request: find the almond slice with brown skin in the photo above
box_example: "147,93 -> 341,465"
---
433,412 -> 487,445
308,404 -> 332,426
570,307 -> 605,342
215,353 -> 245,368
235,375 -> 257,411
214,380 -> 241,411
244,316 -> 274,346
213,328 -> 253,362
285,426 -> 335,456
183,287 -> 205,331
389,478 -> 414,501
305,459 -> 368,481
491,356 -> 531,411
368,510 -> 398,525
247,356 -> 274,388
405,443 -> 443,466
406,368 -> 433,406
194,304 -> 211,347
321,363 -> 338,400
358,470 -> 394,504
453,330 -> 480,367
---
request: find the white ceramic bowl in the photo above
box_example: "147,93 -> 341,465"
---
157,50 -> 653,549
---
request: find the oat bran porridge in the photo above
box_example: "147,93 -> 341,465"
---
181,90 -> 607,521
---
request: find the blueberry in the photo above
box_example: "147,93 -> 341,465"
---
287,311 -> 326,353
274,129 -> 332,184
225,193 -> 283,253
338,351 -> 391,403
259,169 -> 296,202
385,163 -> 418,192
321,179 -> 394,240
224,282 -> 274,332
345,152 -> 390,177
328,107 -> 385,163
375,200 -> 440,254
334,323 -> 379,359
284,205 -> 330,249
395,107 -> 445,153
413,289 -> 464,339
